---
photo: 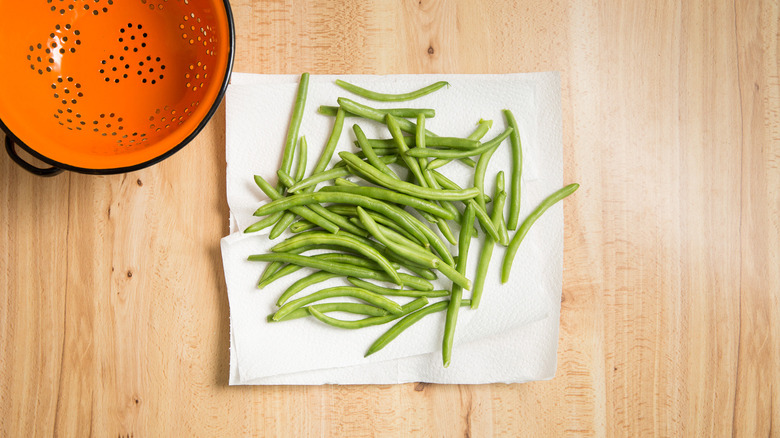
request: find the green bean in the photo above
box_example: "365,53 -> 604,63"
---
394,207 -> 454,266
356,136 -> 481,150
259,251 -> 399,290
425,119 -> 492,169
248,253 -> 432,290
386,114 -> 429,189
287,166 -> 351,192
501,183 -> 580,283
276,271 -> 341,306
469,119 -> 494,141
365,299 -> 473,357
294,136 -> 308,182
318,105 -> 436,119
356,207 -> 436,268
430,169 -> 490,204
271,232 -> 401,285
328,205 -> 426,247
290,220 -> 317,233
278,73 -> 309,190
404,127 -> 512,159
273,286 -> 404,321
333,177 -> 359,187
442,203 -> 475,367
357,207 -> 470,290
340,152 -> 481,201
252,191 -> 428,245
337,98 -> 437,137
436,218 -> 458,245
269,213 -> 296,239
473,127 -> 499,212
258,260 -> 284,287
347,278 -> 449,298
503,109 -> 523,230
309,297 -> 429,329
494,172 -> 510,246
335,79 -> 449,102
244,211 -> 284,233
269,302 -> 390,322
471,176 -> 507,309
277,170 -> 368,237
310,108 -> 346,176
287,155 -> 397,193
347,217 -> 424,251
353,124 -> 400,179
253,174 -> 340,234
426,157 -> 477,170
319,186 -> 455,220
467,199 -> 501,242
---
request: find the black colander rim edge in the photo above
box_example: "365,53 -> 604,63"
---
0,0 -> 236,176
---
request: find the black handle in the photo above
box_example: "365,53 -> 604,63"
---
4,136 -> 63,177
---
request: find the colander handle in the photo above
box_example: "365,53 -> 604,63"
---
4,136 -> 63,177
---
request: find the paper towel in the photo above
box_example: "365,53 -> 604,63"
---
222,72 -> 564,384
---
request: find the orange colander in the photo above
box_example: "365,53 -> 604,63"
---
0,0 -> 234,175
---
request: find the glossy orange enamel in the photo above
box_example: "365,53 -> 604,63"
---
0,0 -> 232,171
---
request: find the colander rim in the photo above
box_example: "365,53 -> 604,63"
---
0,0 -> 235,175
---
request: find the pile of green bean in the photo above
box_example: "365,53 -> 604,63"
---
247,73 -> 579,366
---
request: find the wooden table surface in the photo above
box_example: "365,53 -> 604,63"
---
2,1 -> 778,436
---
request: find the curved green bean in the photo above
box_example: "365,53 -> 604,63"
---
244,211 -> 284,234
356,207 -> 438,269
273,286 -> 404,321
271,232 -> 401,284
501,183 -> 580,283
309,297 -> 429,329
430,169 -> 490,204
340,152 -> 481,201
253,174 -> 340,234
347,278 -> 449,298
357,207 -> 470,290
404,127 -> 512,159
337,97 -> 437,137
311,108 -> 346,175
494,172 -> 510,246
329,205 -> 426,247
443,203 -> 475,367
276,271 -> 341,306
318,105 -> 436,118
269,302 -> 390,322
473,128 -> 500,212
365,299 -> 473,357
259,250 -> 400,290
287,155 -> 397,193
386,114 -> 429,189
414,119 -> 492,170
252,191 -> 428,245
319,186 -> 455,220
278,73 -> 309,189
503,109 -> 523,230
471,178 -> 507,309
353,124 -> 399,179
335,79 -> 449,102
269,212 -> 296,239
277,169 -> 368,237
248,253 -> 432,290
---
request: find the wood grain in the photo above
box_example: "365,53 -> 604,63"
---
2,1 -> 778,436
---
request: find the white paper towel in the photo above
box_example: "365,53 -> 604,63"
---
222,72 -> 564,384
